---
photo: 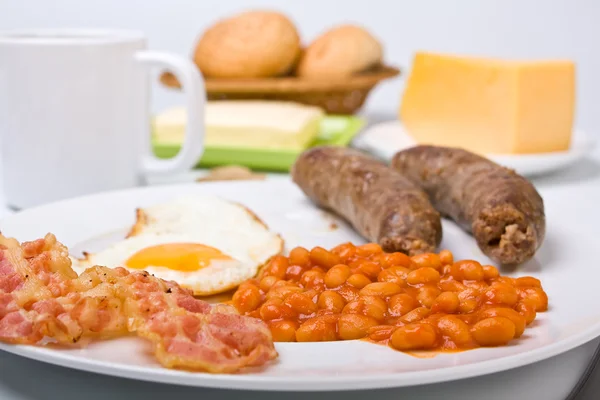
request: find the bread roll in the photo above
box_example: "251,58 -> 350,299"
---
194,10 -> 301,78
297,25 -> 383,78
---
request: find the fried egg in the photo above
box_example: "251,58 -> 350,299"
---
71,196 -> 283,295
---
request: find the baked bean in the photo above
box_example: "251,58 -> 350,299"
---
399,307 -> 430,324
259,302 -> 295,321
344,297 -> 387,321
361,296 -> 388,321
317,290 -> 345,313
388,293 -> 418,317
368,325 -> 396,341
484,282 -> 518,307
515,276 -> 542,288
337,285 -> 360,302
331,242 -> 356,261
266,285 -> 303,301
494,276 -> 516,286
439,250 -> 454,265
310,247 -> 341,269
430,292 -> 460,314
356,243 -> 383,257
284,292 -> 317,315
338,314 -> 379,340
324,264 -> 351,288
516,299 -> 537,324
358,261 -> 382,280
286,264 -> 305,281
264,255 -> 289,279
417,286 -> 441,308
411,253 -> 443,271
518,287 -> 548,311
390,323 -> 438,350
454,312 -> 475,324
271,279 -> 290,290
377,266 -> 409,286
296,315 -> 338,342
289,247 -> 311,268
259,275 -> 278,292
381,252 -> 412,268
482,265 -> 500,280
451,260 -> 485,281
303,289 -> 319,302
458,287 -> 481,302
471,317 -> 516,346
315,308 -> 335,317
263,296 -> 283,306
458,299 -> 478,314
269,320 -> 298,342
464,280 -> 489,291
407,267 -> 441,285
377,270 -> 401,286
437,315 -> 473,346
347,259 -> 362,273
315,313 -> 340,324
479,308 -> 526,338
360,282 -> 403,297
342,300 -> 362,314
331,242 -> 351,253
232,284 -> 261,314
442,264 -> 452,276
347,273 -> 371,289
439,279 -> 467,293
300,270 -> 325,290
392,266 -> 411,279
233,244 -> 547,353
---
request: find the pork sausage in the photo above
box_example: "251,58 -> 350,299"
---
392,145 -> 545,265
291,146 -> 442,255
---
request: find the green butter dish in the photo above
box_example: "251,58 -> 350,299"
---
152,115 -> 366,172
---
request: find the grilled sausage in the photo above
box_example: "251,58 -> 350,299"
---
291,146 -> 442,255
392,145 -> 545,265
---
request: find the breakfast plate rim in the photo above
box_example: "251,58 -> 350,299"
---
1,324 -> 600,392
353,120 -> 595,176
1,179 -> 599,391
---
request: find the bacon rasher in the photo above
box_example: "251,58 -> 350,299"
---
0,234 -> 277,373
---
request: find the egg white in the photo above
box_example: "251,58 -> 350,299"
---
71,196 -> 283,295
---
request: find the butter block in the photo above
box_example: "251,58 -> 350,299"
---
154,100 -> 324,150
399,52 -> 576,154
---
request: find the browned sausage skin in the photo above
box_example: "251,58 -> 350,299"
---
291,146 -> 442,255
391,145 -> 545,265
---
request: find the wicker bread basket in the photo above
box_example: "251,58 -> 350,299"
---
159,65 -> 400,115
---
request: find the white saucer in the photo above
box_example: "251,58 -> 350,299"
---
353,121 -> 596,176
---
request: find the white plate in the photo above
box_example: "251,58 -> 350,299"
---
0,179 -> 599,391
353,121 -> 596,176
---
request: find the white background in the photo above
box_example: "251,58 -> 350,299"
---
3,0 -> 599,134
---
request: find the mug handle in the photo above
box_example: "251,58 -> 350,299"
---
134,51 -> 205,175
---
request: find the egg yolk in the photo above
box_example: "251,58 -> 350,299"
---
125,243 -> 232,272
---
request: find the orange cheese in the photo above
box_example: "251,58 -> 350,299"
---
399,52 -> 575,154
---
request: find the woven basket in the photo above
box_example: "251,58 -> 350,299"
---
159,65 -> 400,115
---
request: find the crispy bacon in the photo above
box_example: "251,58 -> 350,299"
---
0,234 -> 277,372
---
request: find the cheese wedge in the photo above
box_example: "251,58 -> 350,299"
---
153,101 -> 324,150
400,52 -> 575,154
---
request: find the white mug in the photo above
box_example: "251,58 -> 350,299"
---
0,29 -> 205,209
